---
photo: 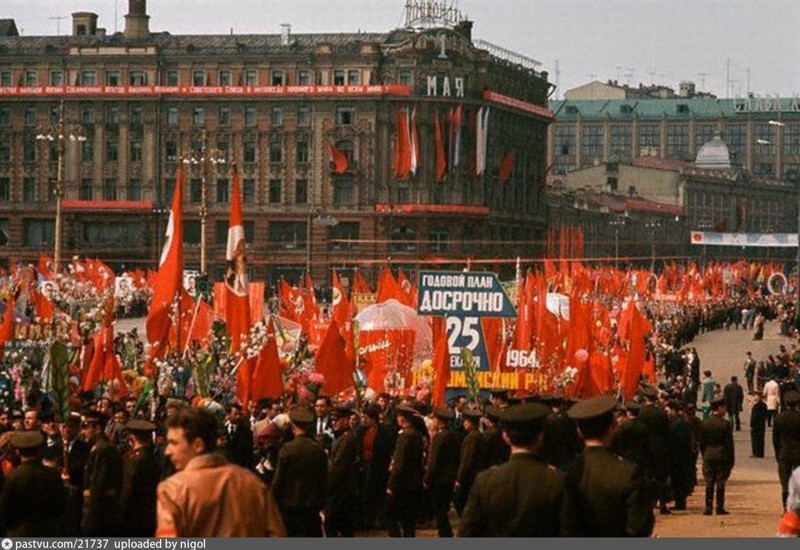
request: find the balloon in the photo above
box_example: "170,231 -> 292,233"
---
574,349 -> 589,363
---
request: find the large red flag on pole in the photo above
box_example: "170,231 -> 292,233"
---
146,164 -> 184,362
314,319 -> 355,397
225,165 -> 253,404
251,316 -> 285,402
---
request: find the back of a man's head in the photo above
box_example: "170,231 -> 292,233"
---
166,407 -> 219,455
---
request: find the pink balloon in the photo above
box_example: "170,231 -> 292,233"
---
574,349 -> 589,363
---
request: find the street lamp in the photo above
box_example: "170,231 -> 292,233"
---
644,219 -> 662,273
183,130 -> 226,275
36,100 -> 86,274
609,215 -> 627,269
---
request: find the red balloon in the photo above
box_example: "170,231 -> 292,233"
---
574,349 -> 589,363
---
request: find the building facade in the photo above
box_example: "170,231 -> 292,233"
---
0,0 -> 553,287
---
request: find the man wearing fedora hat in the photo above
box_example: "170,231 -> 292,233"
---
386,405 -> 425,537
459,403 -> 567,537
563,395 -> 654,537
424,407 -> 460,537
699,397 -> 735,515
0,431 -> 66,536
773,390 -> 800,510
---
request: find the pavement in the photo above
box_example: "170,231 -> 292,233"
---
653,320 -> 790,538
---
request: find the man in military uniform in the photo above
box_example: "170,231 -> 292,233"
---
386,405 -> 425,537
637,386 -> 671,514
81,410 -> 123,536
459,403 -> 568,537
540,394 -> 582,468
119,419 -> 160,537
454,406 -> 486,517
773,390 -> 800,509
489,388 -> 511,411
611,400 -> 651,471
325,406 -> 360,537
0,431 -> 66,536
563,395 -> 654,537
481,405 -> 510,468
424,407 -> 460,537
699,397 -> 735,515
271,406 -> 328,537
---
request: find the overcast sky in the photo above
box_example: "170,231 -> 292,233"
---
6,0 -> 800,99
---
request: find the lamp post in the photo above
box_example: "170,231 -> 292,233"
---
609,215 -> 627,269
36,100 -> 86,274
183,130 -> 226,275
645,219 -> 662,273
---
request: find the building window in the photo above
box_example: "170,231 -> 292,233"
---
167,107 -> 178,126
296,140 -> 309,164
0,178 -> 10,201
129,71 -> 147,86
297,106 -> 311,127
0,136 -> 10,162
268,221 -> 307,250
271,107 -> 284,127
243,141 -> 256,163
295,179 -> 308,204
244,70 -> 257,86
581,124 -> 604,160
24,106 -> 36,126
24,71 -> 37,87
609,125 -> 631,159
189,179 -> 202,203
271,70 -> 284,86
216,106 -> 230,126
50,71 -> 63,86
217,140 -> 230,163
22,178 -> 36,202
23,136 -> 36,162
268,179 -> 282,203
166,70 -> 179,86
192,107 -> 205,126
336,107 -> 355,126
80,71 -> 96,86
397,185 -> 410,204
428,229 -> 451,253
82,105 -> 95,124
666,124 -> 690,159
166,141 -> 178,162
80,139 -> 92,162
80,179 -> 93,201
399,70 -> 413,86
83,221 -> 144,246
333,70 -> 345,85
785,124 -> 800,156
103,179 -> 117,200
638,123 -> 661,153
245,106 -> 256,127
0,219 -> 8,246
183,220 -> 201,245
0,107 -> 9,125
216,179 -> 229,203
269,138 -> 282,163
106,105 -> 119,125
130,140 -> 143,162
219,70 -> 231,86
24,219 -> 54,247
390,225 -> 416,252
49,105 -> 59,124
192,70 -> 206,86
130,105 -> 143,124
723,123 -> 746,164
128,179 -> 142,201
328,222 -> 359,251
298,70 -> 312,86
333,179 -> 354,206
106,139 -> 118,162
347,70 -> 360,85
106,71 -> 121,86
0,71 -> 12,87
243,179 -> 256,204
695,124 -> 717,151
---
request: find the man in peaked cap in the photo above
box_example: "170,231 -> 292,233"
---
699,397 -> 735,515
0,431 -> 67,536
424,407 -> 461,537
489,388 -> 511,410
563,395 -> 654,537
120,419 -> 160,537
637,385 -> 671,515
271,406 -> 327,537
482,405 -> 510,469
459,403 -> 567,537
454,406 -> 486,517
773,390 -> 800,510
325,406 -> 359,537
386,405 -> 425,537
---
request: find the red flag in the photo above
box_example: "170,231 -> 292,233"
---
146,164 -> 184,361
328,142 -> 349,175
394,107 -> 411,180
376,267 -> 402,304
315,319 -> 355,397
331,270 -> 351,329
621,302 -> 647,399
278,279 -> 300,322
499,149 -> 517,183
251,317 -> 285,401
353,271 -> 372,294
82,324 -> 128,398
188,296 -> 214,349
433,110 -> 447,181
225,166 -> 252,403
431,317 -> 450,407
0,297 -> 14,355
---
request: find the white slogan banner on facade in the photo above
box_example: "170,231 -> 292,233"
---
690,231 -> 799,248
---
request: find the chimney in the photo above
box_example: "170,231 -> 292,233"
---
124,0 -> 150,39
454,19 -> 473,41
280,23 -> 292,46
72,12 -> 98,36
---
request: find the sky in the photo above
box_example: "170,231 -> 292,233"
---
6,0 -> 800,99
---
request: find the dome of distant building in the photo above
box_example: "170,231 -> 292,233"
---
695,135 -> 731,169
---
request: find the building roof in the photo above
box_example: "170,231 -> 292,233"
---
695,136 -> 731,170
0,19 -> 19,37
631,156 -> 692,172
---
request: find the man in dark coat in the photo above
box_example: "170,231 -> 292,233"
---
699,398 -> 735,515
750,392 -> 768,458
119,420 -> 161,537
81,411 -> 123,536
454,406 -> 486,516
667,401 -> 694,510
481,406 -> 510,468
773,390 -> 800,509
459,403 -> 567,537
271,407 -> 328,537
540,396 -> 583,468
424,407 -> 461,537
0,431 -> 66,536
385,405 -> 425,537
723,376 -> 745,431
563,395 -> 654,537
636,387 -> 671,514
611,401 -> 651,470
325,406 -> 360,537
223,403 -> 254,469
355,403 -> 394,530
